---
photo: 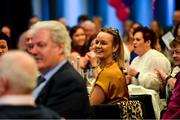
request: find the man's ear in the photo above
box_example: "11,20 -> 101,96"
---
0,78 -> 8,95
58,43 -> 65,55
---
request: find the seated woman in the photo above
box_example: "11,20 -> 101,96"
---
68,25 -> 87,73
156,36 -> 180,119
88,28 -> 129,105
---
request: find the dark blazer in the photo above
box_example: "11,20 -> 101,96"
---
35,61 -> 90,119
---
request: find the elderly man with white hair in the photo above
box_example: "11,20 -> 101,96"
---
28,21 -> 90,119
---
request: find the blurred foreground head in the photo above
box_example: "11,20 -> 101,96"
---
0,50 -> 39,95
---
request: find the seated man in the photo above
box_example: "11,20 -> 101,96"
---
28,21 -> 90,119
0,50 -> 61,119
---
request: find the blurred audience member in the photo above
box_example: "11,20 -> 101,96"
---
162,36 -> 180,119
151,20 -> 163,38
85,34 -> 97,53
58,17 -> 67,26
173,23 -> 180,38
126,26 -> 171,92
18,31 -> 28,51
123,23 -> 140,64
77,15 -> 89,25
150,20 -> 164,52
0,50 -> 60,119
156,36 -> 180,98
0,31 -> 12,56
171,10 -> 180,34
17,29 -> 33,52
29,15 -> 39,27
82,34 -> 99,78
80,20 -> 97,41
69,25 -> 87,73
58,17 -> 70,31
69,25 -> 87,56
89,28 -> 129,105
1,25 -> 11,38
28,21 -> 90,119
123,19 -> 133,41
92,16 -> 103,33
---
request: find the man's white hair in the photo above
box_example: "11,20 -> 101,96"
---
30,20 -> 71,57
0,50 -> 39,93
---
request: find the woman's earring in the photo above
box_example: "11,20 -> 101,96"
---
112,52 -> 117,59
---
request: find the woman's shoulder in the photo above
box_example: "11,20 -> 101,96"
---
100,62 -> 123,77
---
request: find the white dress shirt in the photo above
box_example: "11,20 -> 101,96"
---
130,49 -> 171,92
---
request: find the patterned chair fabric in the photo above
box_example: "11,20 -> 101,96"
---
117,100 -> 143,119
90,100 -> 143,119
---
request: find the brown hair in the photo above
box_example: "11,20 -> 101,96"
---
170,35 -> 180,48
100,28 -> 125,69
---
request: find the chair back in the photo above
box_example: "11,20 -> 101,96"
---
130,95 -> 156,119
91,100 -> 143,119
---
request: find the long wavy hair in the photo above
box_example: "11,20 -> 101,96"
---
100,28 -> 125,70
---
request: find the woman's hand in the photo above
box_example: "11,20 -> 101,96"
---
86,51 -> 98,67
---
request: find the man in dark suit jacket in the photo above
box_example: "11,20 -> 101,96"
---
28,21 -> 90,119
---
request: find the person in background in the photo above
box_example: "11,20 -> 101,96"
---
173,23 -> 180,38
123,19 -> 133,41
28,15 -> 40,28
151,20 -> 163,39
126,26 -> 171,92
92,16 -> 103,33
80,20 -> 97,41
123,23 -> 141,64
68,25 -> 87,74
161,35 -> 180,119
0,50 -> 61,119
58,17 -> 70,31
77,15 -> 89,25
150,20 -> 164,52
17,29 -> 33,52
0,31 -> 12,56
1,25 -> 11,38
82,33 -> 98,71
171,10 -> 180,35
28,21 -> 90,119
155,36 -> 180,96
88,28 -> 129,105
156,36 -> 180,97
69,25 -> 87,57
58,17 -> 67,26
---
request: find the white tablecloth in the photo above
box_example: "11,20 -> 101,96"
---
128,84 -> 161,120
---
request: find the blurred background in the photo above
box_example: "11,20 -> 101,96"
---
0,0 -> 179,48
